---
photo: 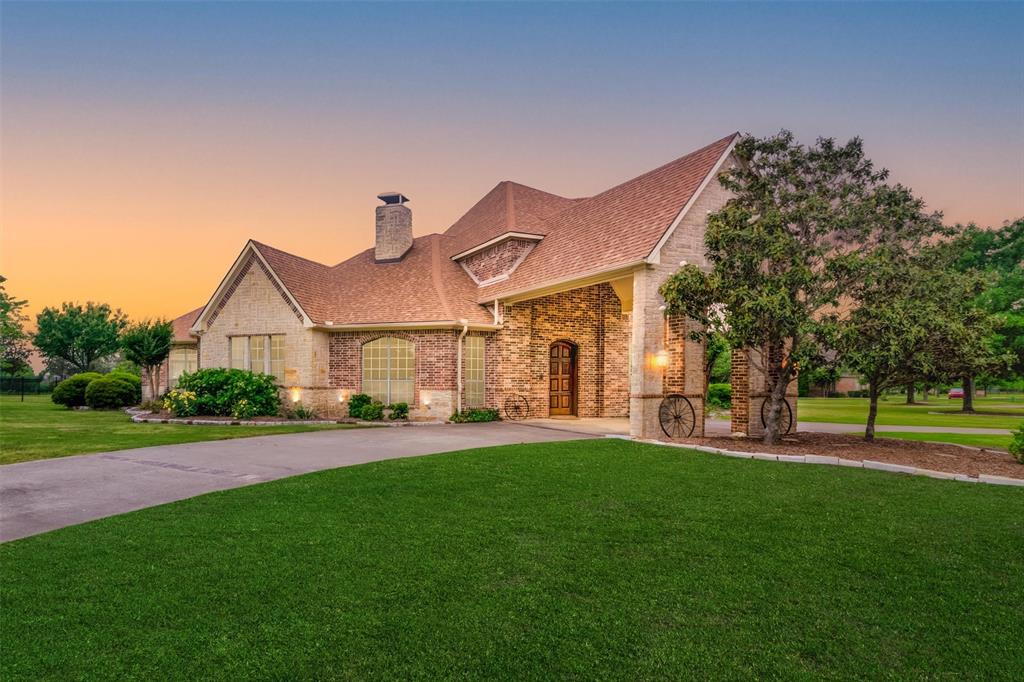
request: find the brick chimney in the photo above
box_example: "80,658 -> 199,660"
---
375,192 -> 412,263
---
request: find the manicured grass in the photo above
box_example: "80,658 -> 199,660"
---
0,395 -> 357,464
2,439 -> 1022,679
868,431 -> 1013,451
799,395 -> 1024,429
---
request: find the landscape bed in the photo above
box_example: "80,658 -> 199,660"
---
2,439 -> 1022,679
671,431 -> 1022,479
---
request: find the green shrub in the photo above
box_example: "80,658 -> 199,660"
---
51,372 -> 103,408
387,402 -> 409,420
284,404 -> 319,420
108,371 -> 142,404
139,399 -> 164,413
347,393 -> 372,418
231,398 -> 257,420
84,376 -> 138,409
175,368 -> 280,417
358,402 -> 384,421
450,408 -> 500,423
1010,424 -> 1024,464
164,389 -> 197,417
707,383 -> 732,409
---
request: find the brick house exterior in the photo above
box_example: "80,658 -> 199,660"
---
155,133 -> 795,439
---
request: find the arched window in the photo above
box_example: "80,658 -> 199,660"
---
362,337 -> 415,404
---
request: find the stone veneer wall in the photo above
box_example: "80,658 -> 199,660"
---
458,238 -> 536,283
198,255 -> 336,410
327,329 -> 498,420
495,282 -> 630,419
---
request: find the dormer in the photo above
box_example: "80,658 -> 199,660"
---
451,231 -> 543,285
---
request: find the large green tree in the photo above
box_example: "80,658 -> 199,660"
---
660,130 -> 943,444
0,275 -> 32,375
120,320 -> 173,399
34,302 -> 128,373
950,219 -> 1024,392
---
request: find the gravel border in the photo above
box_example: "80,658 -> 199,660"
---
635,437 -> 1024,487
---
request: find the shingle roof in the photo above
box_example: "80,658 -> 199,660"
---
474,133 -> 738,300
208,134 -> 736,326
171,307 -> 203,342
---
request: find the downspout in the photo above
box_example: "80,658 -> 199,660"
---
456,319 -> 469,414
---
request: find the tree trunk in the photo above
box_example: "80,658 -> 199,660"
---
147,365 -> 160,402
865,383 -> 879,442
761,370 -> 791,446
962,375 -> 975,413
905,382 -> 915,405
921,384 -> 929,402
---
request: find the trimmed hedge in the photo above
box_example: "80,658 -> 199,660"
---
84,376 -> 138,409
51,372 -> 103,408
174,368 -> 280,417
450,408 -> 500,423
358,402 -> 384,421
108,371 -> 142,404
387,402 -> 409,420
347,394 -> 372,419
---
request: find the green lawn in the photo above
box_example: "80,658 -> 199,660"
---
799,395 -> 1024,430
2,439 -> 1021,679
869,431 -> 1014,451
0,395 -> 357,465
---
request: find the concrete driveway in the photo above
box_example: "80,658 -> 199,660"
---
0,423 -> 593,543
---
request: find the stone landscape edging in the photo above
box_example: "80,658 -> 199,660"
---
633,437 -> 1024,487
125,408 -> 439,428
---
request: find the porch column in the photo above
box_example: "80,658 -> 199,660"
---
629,268 -> 665,439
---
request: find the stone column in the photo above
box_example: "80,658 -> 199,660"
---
629,269 -> 705,440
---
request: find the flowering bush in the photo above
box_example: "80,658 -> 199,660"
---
176,368 -> 279,417
231,398 -> 257,420
164,389 -> 198,417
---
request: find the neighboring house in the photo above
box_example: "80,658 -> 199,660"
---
149,133 -> 792,439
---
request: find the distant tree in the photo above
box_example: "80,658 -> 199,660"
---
34,302 -> 127,372
661,130 -> 943,444
0,276 -> 32,375
704,332 -> 731,390
950,219 -> 1024,392
120,320 -> 173,399
834,241 -> 1011,439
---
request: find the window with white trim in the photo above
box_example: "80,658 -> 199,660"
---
465,336 -> 485,408
228,334 -> 286,381
168,347 -> 198,387
362,337 -> 414,405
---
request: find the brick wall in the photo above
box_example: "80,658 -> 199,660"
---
458,238 -> 535,283
495,282 -> 630,418
327,329 -> 498,419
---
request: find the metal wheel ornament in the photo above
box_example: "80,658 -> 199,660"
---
760,398 -> 794,435
658,394 -> 696,439
503,394 -> 530,421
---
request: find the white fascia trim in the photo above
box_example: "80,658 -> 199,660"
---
450,231 -> 545,261
190,240 -> 315,332
312,320 -> 502,332
479,261 -> 646,305
645,133 -> 740,265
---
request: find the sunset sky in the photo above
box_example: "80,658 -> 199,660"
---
2,1 -> 1022,323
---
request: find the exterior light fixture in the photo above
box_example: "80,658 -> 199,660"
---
290,387 -> 302,403
338,390 -> 348,402
653,350 -> 670,369
421,391 -> 431,406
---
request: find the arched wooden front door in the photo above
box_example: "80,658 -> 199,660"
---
549,341 -> 577,416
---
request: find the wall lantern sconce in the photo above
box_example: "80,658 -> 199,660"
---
289,387 -> 302,403
653,349 -> 670,369
421,391 -> 432,407
338,390 -> 349,403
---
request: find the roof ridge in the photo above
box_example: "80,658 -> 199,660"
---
250,240 -> 331,269
589,132 -> 739,200
505,181 -> 515,230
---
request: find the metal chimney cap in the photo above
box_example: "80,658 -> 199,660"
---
377,192 -> 409,205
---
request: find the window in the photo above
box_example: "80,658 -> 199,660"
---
228,334 -> 286,382
465,336 -> 485,407
168,347 -> 198,387
362,337 -> 414,404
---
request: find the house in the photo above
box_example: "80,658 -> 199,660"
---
149,134 -> 795,440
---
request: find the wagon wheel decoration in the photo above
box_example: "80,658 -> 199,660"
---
760,398 -> 794,435
503,394 -> 530,421
658,394 -> 696,439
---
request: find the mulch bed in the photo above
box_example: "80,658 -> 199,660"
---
675,432 -> 1023,479
133,409 -> 352,424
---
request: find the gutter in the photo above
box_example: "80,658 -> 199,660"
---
456,318 -> 469,414
309,320 -> 501,332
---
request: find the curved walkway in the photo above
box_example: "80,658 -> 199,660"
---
0,423 -> 592,543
